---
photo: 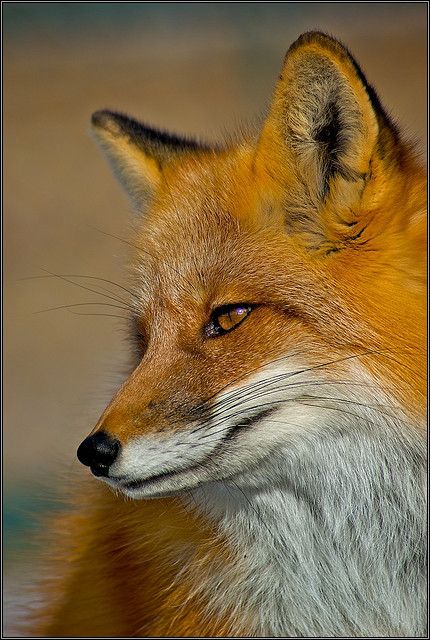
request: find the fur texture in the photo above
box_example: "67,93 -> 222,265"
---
28,32 -> 426,637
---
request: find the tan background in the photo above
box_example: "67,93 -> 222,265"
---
3,3 -> 426,633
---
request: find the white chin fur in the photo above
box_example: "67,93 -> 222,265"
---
101,357 -> 398,498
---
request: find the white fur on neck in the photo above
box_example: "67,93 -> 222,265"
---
185,396 -> 426,637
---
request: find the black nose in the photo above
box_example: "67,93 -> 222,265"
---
77,431 -> 121,477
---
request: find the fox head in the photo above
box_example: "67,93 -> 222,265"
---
77,32 -> 426,498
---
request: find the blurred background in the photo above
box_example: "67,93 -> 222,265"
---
3,2 -> 427,634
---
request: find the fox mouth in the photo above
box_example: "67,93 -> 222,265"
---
118,464 -> 201,491
106,406 -> 278,496
107,462 -> 208,497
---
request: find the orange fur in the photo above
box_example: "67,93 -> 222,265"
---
28,32 -> 426,637
31,482 -> 241,637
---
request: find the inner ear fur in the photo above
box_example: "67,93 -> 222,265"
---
91,110 -> 211,210
257,32 -> 401,249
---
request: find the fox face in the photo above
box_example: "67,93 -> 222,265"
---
77,32 -> 426,500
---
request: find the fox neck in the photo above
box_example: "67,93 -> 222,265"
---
189,422 -> 426,637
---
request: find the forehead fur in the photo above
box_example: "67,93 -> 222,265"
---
130,146 -> 293,305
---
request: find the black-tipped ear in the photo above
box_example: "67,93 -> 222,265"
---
258,32 -> 401,246
91,110 -> 210,210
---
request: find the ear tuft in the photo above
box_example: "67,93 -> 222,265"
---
287,31 -> 400,150
281,33 -> 376,200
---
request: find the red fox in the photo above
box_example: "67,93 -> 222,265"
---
31,32 -> 426,637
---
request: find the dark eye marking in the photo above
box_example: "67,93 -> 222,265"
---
204,303 -> 253,338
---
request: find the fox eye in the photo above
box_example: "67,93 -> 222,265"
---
205,304 -> 253,338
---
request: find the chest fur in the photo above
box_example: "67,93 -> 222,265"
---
188,428 -> 426,637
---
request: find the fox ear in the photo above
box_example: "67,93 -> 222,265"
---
91,110 -> 209,210
258,32 -> 400,248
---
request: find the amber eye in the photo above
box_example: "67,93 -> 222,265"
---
205,304 -> 253,338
